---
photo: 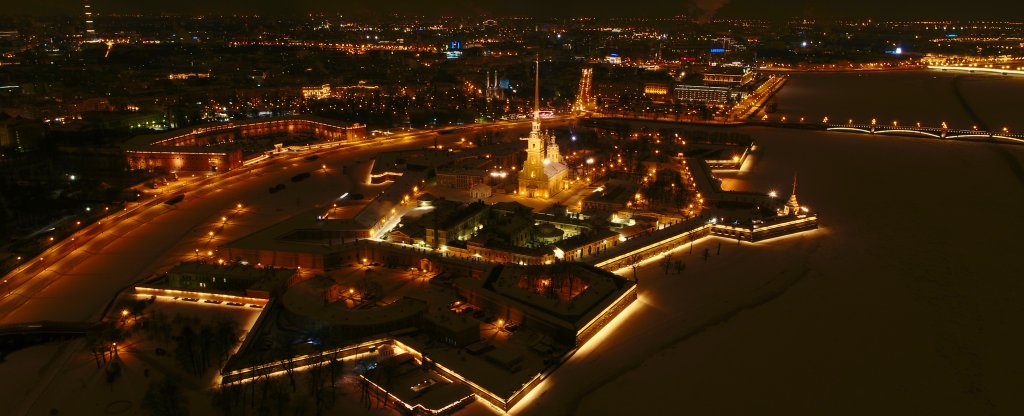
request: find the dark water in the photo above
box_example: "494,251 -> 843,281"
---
769,70 -> 1024,133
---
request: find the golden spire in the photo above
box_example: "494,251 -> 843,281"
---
785,172 -> 800,216
534,54 -> 540,118
530,54 -> 542,138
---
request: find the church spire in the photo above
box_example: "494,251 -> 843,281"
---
785,172 -> 800,216
534,54 -> 540,117
530,54 -> 542,138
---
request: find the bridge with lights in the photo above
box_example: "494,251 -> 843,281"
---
584,111 -> 1024,145
822,123 -> 1023,142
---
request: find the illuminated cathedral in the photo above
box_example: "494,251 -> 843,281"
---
518,59 -> 568,198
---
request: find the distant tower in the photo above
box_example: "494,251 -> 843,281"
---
783,173 -> 800,216
485,70 -> 499,100
83,0 -> 97,41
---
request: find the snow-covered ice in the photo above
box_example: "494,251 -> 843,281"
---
511,127 -> 1024,415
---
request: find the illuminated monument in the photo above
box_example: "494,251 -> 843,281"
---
782,174 -> 801,216
518,58 -> 568,198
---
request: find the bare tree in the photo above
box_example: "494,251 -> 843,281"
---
142,378 -> 187,416
628,253 -> 643,282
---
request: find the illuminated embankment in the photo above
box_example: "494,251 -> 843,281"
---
929,65 -> 1024,76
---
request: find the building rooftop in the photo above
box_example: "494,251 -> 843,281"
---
492,201 -> 533,214
147,261 -> 296,295
551,229 -> 620,252
364,353 -> 475,414
705,66 -> 749,76
281,275 -> 427,327
488,265 -> 618,323
583,180 -> 636,206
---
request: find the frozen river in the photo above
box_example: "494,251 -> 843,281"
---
513,125 -> 1024,415
768,70 -> 1024,132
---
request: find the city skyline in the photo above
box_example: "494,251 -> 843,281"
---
1,0 -> 1022,20
0,6 -> 1022,416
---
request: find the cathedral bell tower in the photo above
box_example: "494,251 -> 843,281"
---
518,56 -> 568,198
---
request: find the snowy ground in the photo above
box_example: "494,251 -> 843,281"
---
505,127 -> 1024,415
3,298 -> 262,415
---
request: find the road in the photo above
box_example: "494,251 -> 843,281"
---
0,120 -> 548,325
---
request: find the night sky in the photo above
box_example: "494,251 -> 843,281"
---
5,0 -> 1024,20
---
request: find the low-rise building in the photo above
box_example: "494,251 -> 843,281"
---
141,261 -> 297,299
582,180 -> 636,214
674,84 -> 733,104
702,66 -> 754,86
436,166 -> 487,189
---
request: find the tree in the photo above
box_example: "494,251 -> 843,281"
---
628,253 -> 643,282
282,342 -> 297,392
214,318 -> 241,364
143,379 -> 188,416
174,324 -> 200,375
675,261 -> 686,275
